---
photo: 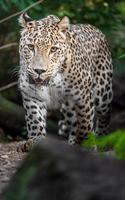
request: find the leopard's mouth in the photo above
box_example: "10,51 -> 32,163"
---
29,75 -> 50,86
34,77 -> 44,84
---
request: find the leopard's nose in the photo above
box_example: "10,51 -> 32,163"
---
34,69 -> 46,75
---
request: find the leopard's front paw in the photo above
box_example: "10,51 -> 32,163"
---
17,139 -> 34,152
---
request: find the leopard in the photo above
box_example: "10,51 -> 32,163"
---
18,13 -> 113,151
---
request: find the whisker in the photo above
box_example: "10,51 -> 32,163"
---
10,66 -> 19,73
8,65 -> 20,79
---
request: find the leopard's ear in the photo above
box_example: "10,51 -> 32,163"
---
18,12 -> 32,28
58,16 -> 69,32
57,16 -> 69,40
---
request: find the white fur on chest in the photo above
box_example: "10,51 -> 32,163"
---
36,73 -> 64,109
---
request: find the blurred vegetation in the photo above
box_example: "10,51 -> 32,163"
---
82,130 -> 125,159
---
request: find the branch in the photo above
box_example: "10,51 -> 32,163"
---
0,0 -> 44,24
0,81 -> 17,92
0,43 -> 18,50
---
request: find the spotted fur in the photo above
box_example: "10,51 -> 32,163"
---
18,13 -> 113,150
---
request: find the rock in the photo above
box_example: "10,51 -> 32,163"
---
2,137 -> 125,200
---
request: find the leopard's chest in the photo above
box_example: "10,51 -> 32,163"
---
37,85 -> 64,109
32,73 -> 65,109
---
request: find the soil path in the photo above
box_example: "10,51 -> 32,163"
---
0,141 -> 26,194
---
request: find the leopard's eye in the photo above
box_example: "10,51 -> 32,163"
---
50,46 -> 59,53
27,44 -> 34,51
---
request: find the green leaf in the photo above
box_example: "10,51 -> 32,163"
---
118,54 -> 125,59
0,0 -> 9,12
82,130 -> 125,159
82,133 -> 96,149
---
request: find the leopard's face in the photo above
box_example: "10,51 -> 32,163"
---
19,14 -> 69,85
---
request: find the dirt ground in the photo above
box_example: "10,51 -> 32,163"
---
0,141 -> 26,195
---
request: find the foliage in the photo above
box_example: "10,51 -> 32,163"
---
82,130 -> 125,160
0,0 -> 125,58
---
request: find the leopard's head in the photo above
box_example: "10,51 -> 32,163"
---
19,13 -> 70,85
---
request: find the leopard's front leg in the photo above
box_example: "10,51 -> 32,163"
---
75,91 -> 95,145
18,97 -> 47,152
